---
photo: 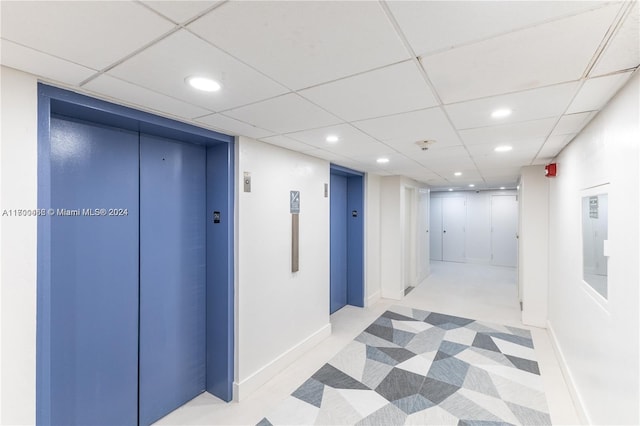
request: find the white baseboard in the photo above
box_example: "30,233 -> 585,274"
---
367,291 -> 381,307
233,323 -> 332,401
547,320 -> 589,424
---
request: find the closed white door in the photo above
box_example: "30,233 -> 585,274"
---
417,190 -> 430,278
429,197 -> 443,261
442,197 -> 466,263
491,195 -> 518,267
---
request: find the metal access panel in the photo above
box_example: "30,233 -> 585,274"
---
139,134 -> 207,425
48,117 -> 140,425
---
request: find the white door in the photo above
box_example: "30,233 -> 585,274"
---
403,188 -> 415,289
429,197 -> 443,261
491,195 -> 518,267
442,197 -> 466,263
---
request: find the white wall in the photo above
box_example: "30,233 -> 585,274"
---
518,166 -> 550,328
547,71 -> 639,424
365,173 -> 381,306
235,137 -> 331,399
380,176 -> 429,299
431,190 -> 517,264
0,66 -> 38,425
0,67 -> 37,424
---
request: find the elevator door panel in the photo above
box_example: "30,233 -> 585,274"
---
139,135 -> 207,425
330,174 -> 348,314
491,195 -> 518,267
49,117 -> 140,426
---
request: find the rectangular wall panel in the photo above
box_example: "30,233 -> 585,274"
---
49,117 -> 140,425
139,134 -> 206,425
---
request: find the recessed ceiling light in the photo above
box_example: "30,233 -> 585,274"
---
454,172 -> 462,176
469,184 -> 475,188
376,158 -> 390,164
491,108 -> 512,119
494,145 -> 513,152
448,188 -> 454,192
500,186 -> 506,190
325,135 -> 339,143
185,76 -> 221,92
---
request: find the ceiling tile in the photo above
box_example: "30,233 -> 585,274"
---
286,124 -> 395,157
459,118 -> 557,146
188,1 -> 409,90
422,5 -> 621,103
224,93 -> 341,134
84,74 -> 211,120
0,1 -> 174,70
388,1 -> 609,56
551,112 -> 595,135
299,61 -> 437,122
108,30 -> 287,112
259,135 -> 318,153
196,114 -> 275,140
142,1 -> 220,24
350,152 -> 420,172
479,167 -> 523,178
591,2 -> 640,76
567,72 -> 634,113
466,139 -> 544,157
445,82 -> 578,129
473,152 -> 536,169
537,134 -> 576,158
0,39 -> 96,85
353,107 -> 461,147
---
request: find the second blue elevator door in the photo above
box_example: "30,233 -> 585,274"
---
139,134 -> 207,425
330,174 -> 348,313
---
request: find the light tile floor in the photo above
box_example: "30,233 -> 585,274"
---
156,261 -> 581,425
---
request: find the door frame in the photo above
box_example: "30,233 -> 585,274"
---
329,164 -> 364,310
36,84 -> 236,424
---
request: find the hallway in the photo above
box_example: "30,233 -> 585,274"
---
157,262 -> 579,425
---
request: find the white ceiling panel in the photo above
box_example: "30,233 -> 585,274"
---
0,39 -> 96,86
567,72 -> 633,113
286,124 -> 395,157
466,139 -> 544,157
0,1 -> 174,70
445,82 -> 578,130
188,1 -> 409,90
259,135 -> 318,153
388,1 -> 608,57
473,152 -> 536,168
142,1 -> 220,24
84,74 -> 212,120
552,112 -> 595,135
479,167 -> 523,178
423,5 -> 621,103
224,94 -> 341,134
299,60 -> 438,122
591,2 -> 640,76
419,156 -> 477,173
459,118 -> 557,146
196,114 -> 275,140
351,152 -> 420,172
537,134 -> 576,158
353,107 -> 461,147
107,30 -> 288,112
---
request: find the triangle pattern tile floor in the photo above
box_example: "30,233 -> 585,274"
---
259,306 -> 551,426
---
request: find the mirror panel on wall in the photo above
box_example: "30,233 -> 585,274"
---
582,192 -> 609,299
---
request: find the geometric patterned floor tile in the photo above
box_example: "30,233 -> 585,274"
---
260,306 -> 551,425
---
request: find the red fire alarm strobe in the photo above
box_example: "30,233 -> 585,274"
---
545,163 -> 557,177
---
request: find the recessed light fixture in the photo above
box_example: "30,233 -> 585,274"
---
185,76 -> 221,92
469,184 -> 475,188
325,135 -> 339,143
491,108 -> 512,119
454,172 -> 462,177
494,145 -> 513,152
376,157 -> 390,164
448,188 -> 454,192
500,186 -> 506,190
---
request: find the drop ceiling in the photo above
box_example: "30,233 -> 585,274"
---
1,0 -> 638,190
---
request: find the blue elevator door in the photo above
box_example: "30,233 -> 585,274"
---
49,117 -> 140,425
330,174 -> 348,313
139,134 -> 207,425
